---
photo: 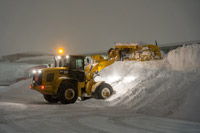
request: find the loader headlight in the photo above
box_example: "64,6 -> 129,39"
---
32,69 -> 42,74
66,55 -> 70,59
38,70 -> 42,74
57,55 -> 61,60
32,69 -> 36,74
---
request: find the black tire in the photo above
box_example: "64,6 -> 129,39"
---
58,83 -> 78,104
95,83 -> 113,99
43,94 -> 59,103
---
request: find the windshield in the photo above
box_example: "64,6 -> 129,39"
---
60,58 -> 70,67
70,57 -> 84,70
55,56 -> 85,70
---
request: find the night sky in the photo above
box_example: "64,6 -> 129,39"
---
0,0 -> 200,56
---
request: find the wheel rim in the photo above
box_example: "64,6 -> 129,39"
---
101,88 -> 111,99
65,88 -> 75,100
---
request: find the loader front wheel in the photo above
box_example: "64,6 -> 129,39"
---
58,84 -> 78,104
43,94 -> 59,103
96,83 -> 113,99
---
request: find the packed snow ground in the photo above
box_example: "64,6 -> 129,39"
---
0,44 -> 200,132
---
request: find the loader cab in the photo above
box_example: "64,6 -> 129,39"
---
69,56 -> 85,71
55,55 -> 85,70
54,55 -> 85,82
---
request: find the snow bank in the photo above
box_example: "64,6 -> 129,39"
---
15,55 -> 54,64
167,44 -> 200,71
0,79 -> 42,102
95,61 -> 164,105
92,44 -> 200,121
0,62 -> 35,84
94,62 -> 200,121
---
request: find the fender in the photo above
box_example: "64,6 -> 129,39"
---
91,81 -> 105,93
54,77 -> 78,94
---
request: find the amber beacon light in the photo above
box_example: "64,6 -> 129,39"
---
58,48 -> 64,54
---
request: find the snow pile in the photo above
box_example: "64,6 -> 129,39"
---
15,55 -> 54,64
95,61 -> 163,105
167,44 -> 200,71
93,44 -> 200,121
0,62 -> 35,83
0,79 -> 42,102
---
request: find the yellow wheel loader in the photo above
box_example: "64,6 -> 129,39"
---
30,43 -> 162,104
30,55 -> 114,104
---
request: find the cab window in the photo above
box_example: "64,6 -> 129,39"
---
60,58 -> 70,67
76,59 -> 84,70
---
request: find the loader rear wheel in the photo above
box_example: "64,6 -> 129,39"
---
58,83 -> 78,104
96,83 -> 113,99
43,94 -> 59,103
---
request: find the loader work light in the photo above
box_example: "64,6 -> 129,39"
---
32,69 -> 42,74
57,55 -> 61,60
32,69 -> 36,74
38,70 -> 42,74
66,55 -> 70,59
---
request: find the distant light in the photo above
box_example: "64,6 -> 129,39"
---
66,55 -> 70,59
57,55 -> 61,60
32,69 -> 36,74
